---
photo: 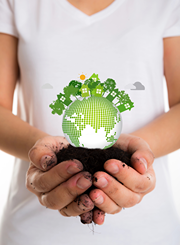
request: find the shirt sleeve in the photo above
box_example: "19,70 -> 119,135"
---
0,0 -> 18,38
163,0 -> 180,38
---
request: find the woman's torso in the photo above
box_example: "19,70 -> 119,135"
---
0,0 -> 180,244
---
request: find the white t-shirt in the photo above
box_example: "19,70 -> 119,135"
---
0,0 -> 180,244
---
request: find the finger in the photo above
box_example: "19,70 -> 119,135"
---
59,194 -> 94,217
39,172 -> 92,210
92,208 -> 105,225
93,172 -> 142,208
130,148 -> 154,174
114,134 -> 154,174
28,136 -> 69,171
26,159 -> 83,193
80,211 -> 93,224
89,189 -> 122,214
25,163 -> 40,195
104,159 -> 156,193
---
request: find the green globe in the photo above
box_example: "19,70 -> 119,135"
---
62,96 -> 122,149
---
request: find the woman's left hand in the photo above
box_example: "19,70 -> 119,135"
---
88,133 -> 156,225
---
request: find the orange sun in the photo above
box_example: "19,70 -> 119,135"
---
78,73 -> 87,81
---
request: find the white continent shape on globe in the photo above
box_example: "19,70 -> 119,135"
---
62,96 -> 122,149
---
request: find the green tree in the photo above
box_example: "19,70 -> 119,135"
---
63,85 -> 80,100
103,78 -> 116,92
69,80 -> 82,96
49,99 -> 65,115
118,90 -> 125,97
115,91 -> 128,105
122,94 -> 130,103
84,78 -> 100,95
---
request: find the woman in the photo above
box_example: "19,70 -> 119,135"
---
0,0 -> 180,244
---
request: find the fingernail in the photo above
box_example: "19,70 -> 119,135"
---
72,159 -> 83,170
40,155 -> 52,169
94,195 -> 104,205
95,177 -> 108,188
108,164 -> 119,174
77,175 -> 92,189
140,158 -> 147,171
77,195 -> 94,210
67,164 -> 81,174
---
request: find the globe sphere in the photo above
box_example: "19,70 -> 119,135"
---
62,96 -> 122,149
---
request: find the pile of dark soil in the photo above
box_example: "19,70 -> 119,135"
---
56,144 -> 132,224
56,144 -> 131,175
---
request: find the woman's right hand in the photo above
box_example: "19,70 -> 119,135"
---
26,136 -> 95,219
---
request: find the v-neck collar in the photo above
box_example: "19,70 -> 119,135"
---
59,0 -> 126,24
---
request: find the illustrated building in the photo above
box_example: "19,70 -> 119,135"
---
79,84 -> 90,97
89,73 -> 100,82
117,101 -> 134,113
106,88 -> 120,102
57,93 -> 72,106
94,85 -> 104,97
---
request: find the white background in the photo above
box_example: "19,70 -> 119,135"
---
0,79 -> 180,220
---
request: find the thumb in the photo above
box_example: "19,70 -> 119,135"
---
28,136 -> 69,171
130,150 -> 154,174
114,134 -> 154,174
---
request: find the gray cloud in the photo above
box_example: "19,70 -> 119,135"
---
42,83 -> 53,89
124,83 -> 136,90
131,82 -> 145,90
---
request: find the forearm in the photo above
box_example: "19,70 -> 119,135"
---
0,105 -> 49,161
130,103 -> 180,158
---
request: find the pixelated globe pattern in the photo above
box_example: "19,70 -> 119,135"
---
62,97 -> 122,149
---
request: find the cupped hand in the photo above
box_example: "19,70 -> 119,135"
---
89,134 -> 156,224
26,136 -> 94,218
